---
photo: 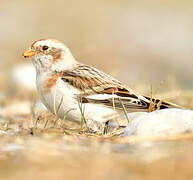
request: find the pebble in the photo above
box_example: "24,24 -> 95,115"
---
123,108 -> 193,136
11,63 -> 36,90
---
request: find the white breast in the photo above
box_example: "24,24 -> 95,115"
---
36,72 -> 119,130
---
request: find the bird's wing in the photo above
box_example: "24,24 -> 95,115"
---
60,64 -> 179,111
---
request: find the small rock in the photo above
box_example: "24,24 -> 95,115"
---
123,108 -> 193,136
11,63 -> 36,90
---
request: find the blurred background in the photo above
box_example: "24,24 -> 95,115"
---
1,0 -> 193,100
1,0 -> 193,179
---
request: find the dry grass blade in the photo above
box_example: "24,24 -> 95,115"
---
112,91 -> 120,127
53,96 -> 64,127
78,96 -> 88,129
44,118 -> 49,128
157,100 -> 163,110
60,108 -> 76,129
62,108 -> 75,121
148,85 -> 161,112
56,96 -> 63,115
118,98 -> 130,123
152,98 -> 157,111
148,85 -> 153,112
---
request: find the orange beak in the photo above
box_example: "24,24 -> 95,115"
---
23,49 -> 35,58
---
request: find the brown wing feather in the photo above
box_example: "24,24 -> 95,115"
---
59,63 -> 181,111
60,64 -> 133,95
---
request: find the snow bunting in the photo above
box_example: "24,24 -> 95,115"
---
23,39 -> 180,131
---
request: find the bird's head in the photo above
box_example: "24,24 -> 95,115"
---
23,39 -> 76,72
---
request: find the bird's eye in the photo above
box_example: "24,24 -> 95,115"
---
42,45 -> 49,51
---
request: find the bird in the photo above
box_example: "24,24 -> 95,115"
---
23,38 -> 180,131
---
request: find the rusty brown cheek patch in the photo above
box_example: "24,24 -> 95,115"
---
51,52 -> 62,64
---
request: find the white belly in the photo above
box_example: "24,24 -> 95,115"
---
36,73 -> 116,130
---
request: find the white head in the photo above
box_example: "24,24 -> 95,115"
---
23,39 -> 77,73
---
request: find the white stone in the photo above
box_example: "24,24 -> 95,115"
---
11,63 -> 36,90
123,108 -> 193,136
